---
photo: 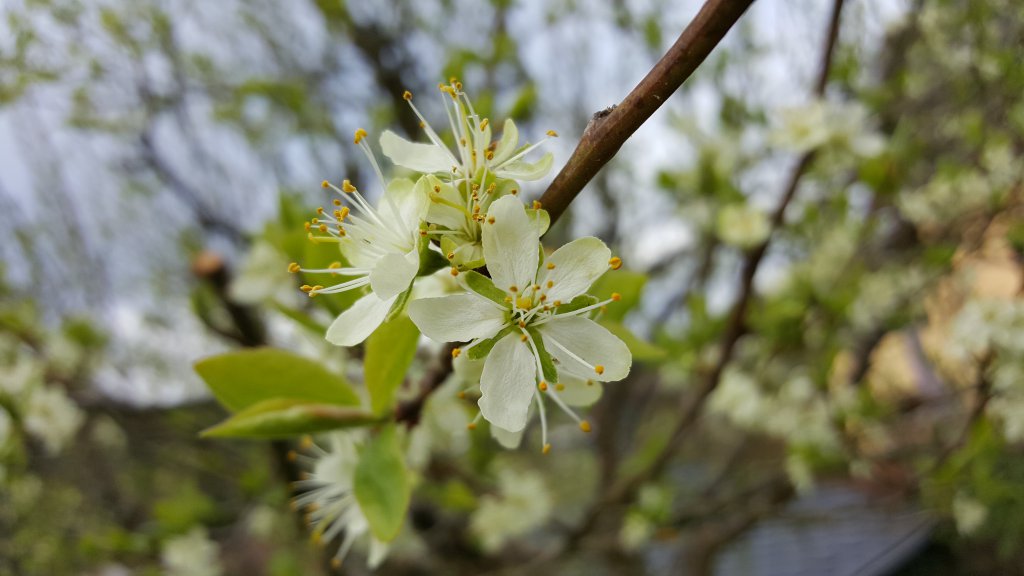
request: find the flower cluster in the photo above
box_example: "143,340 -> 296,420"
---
292,80 -> 632,450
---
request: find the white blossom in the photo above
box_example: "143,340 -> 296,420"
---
23,385 -> 84,455
469,466 -> 552,552
716,203 -> 770,249
161,527 -> 223,576
952,492 -> 988,536
409,195 -> 631,450
771,99 -> 885,157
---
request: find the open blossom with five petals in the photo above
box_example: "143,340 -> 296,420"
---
409,195 -> 631,450
293,150 -> 429,346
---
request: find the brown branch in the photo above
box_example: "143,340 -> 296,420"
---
395,343 -> 457,427
538,0 -> 756,225
571,0 -> 848,537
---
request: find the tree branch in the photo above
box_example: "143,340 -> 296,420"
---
539,0 -> 756,225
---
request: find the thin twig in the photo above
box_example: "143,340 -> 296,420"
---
538,0 -> 756,225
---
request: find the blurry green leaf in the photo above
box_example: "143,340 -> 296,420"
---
201,399 -> 380,439
590,270 -> 647,322
601,321 -> 666,362
195,348 -> 359,412
354,425 -> 410,541
364,316 -> 419,414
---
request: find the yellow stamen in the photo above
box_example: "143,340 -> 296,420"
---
353,128 -> 367,144
342,179 -> 357,193
328,262 -> 342,269
595,365 -> 605,375
546,129 -> 558,137
538,381 -> 548,391
542,443 -> 552,455
402,90 -> 412,100
516,296 -> 533,309
555,383 -> 565,391
450,267 -> 459,276
532,200 -> 542,209
609,257 -> 623,270
611,292 -> 621,301
579,420 -> 592,433
288,262 -> 301,273
452,347 -> 461,358
321,180 -> 329,188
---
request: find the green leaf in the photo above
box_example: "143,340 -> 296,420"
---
590,270 -> 647,322
195,348 -> 360,412
526,327 -> 558,383
201,399 -> 380,439
364,315 -> 420,414
463,271 -> 509,306
354,425 -> 410,541
601,321 -> 666,362
468,326 -> 515,360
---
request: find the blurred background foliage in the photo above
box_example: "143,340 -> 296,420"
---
0,0 -> 1022,574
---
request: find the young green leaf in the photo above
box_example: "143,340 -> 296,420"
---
590,270 -> 647,322
201,399 -> 380,439
364,316 -> 420,414
194,348 -> 359,412
600,321 -> 667,362
354,425 -> 410,541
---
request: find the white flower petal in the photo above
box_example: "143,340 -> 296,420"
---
380,130 -> 453,173
491,119 -> 519,165
537,236 -> 611,303
325,293 -> 396,346
540,316 -> 631,381
482,195 -> 539,294
384,177 -> 428,228
367,538 -> 391,569
558,375 -> 603,407
495,152 -> 553,181
479,333 -> 536,432
424,176 -> 467,230
369,250 -> 418,301
409,294 -> 507,343
453,353 -> 485,385
490,424 -> 525,449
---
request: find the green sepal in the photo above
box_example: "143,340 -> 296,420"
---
526,326 -> 558,383
384,285 -> 414,323
418,246 -> 450,277
469,326 -> 515,360
463,271 -> 510,307
200,399 -> 381,439
555,294 -> 599,315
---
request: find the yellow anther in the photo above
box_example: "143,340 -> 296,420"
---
450,267 -> 459,276
331,557 -> 341,569
310,217 -> 319,225
402,90 -> 412,100
538,381 -> 548,391
542,443 -> 552,455
520,333 -> 528,342
419,229 -> 427,237
504,296 -> 513,303
546,129 -> 559,137
457,391 -> 467,399
321,180 -> 329,188
473,204 -> 481,214
510,188 -> 519,195
318,224 -> 328,232
440,85 -> 455,96
555,383 -> 565,391
342,179 -> 357,193
609,257 -> 623,270
419,121 -> 426,128
553,300 -> 562,306
595,365 -> 605,375
328,262 -> 342,269
446,252 -> 455,260
485,150 -> 494,160
460,138 -> 467,146
518,320 -> 527,328
532,200 -> 542,209
516,296 -> 533,309
288,262 -> 301,273
509,285 -> 518,293
433,185 -> 441,193
487,216 -> 496,224
455,81 -> 462,91
532,284 -> 540,291
287,450 -> 297,462
452,347 -> 461,358
546,262 -> 556,270
353,128 -> 368,144
332,198 -> 342,206
316,206 -> 325,215
586,379 -> 595,386
479,118 -> 489,130
466,422 -> 477,430
300,435 -> 314,450
539,294 -> 547,302
307,232 -> 319,243
547,281 -> 554,289
300,284 -> 313,293
579,420 -> 592,433
611,292 -> 621,301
